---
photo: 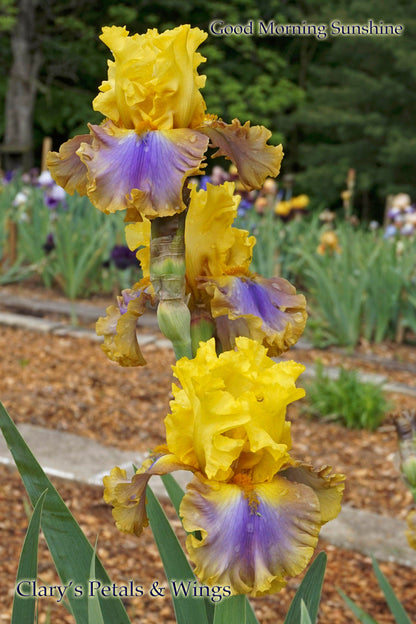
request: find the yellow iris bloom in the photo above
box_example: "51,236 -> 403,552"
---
48,24 -> 283,223
165,337 -> 303,482
98,181 -> 307,365
94,25 -> 207,131
103,337 -> 345,596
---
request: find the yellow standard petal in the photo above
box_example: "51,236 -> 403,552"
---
185,182 -> 255,302
93,25 -> 207,131
165,337 -> 305,482
125,221 -> 151,278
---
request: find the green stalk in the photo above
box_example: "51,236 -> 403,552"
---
150,209 -> 192,360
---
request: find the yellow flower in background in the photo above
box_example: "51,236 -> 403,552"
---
406,509 -> 416,550
48,24 -> 283,222
103,337 -> 345,596
290,194 -> 310,210
274,200 -> 292,217
274,195 -> 309,220
317,230 -> 341,255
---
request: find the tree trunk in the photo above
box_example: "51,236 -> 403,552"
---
3,0 -> 42,172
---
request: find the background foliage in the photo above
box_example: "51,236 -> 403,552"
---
0,0 -> 415,220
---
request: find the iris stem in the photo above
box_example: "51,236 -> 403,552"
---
150,207 -> 192,360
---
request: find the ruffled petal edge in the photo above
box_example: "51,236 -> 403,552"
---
181,474 -> 322,596
96,281 -> 155,366
199,117 -> 283,190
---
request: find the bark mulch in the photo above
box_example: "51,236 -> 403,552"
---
2,466 -> 416,624
1,298 -> 416,622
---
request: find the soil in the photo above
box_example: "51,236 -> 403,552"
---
1,283 -> 416,623
2,466 -> 416,624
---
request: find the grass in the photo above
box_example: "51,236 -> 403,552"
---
303,360 -> 391,431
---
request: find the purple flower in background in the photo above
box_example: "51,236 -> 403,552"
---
43,233 -> 55,254
387,206 -> 401,220
38,170 -> 54,188
401,223 -> 415,236
1,170 -> 14,184
384,224 -> 397,239
199,175 -> 211,190
237,197 -> 254,217
44,184 -> 68,210
110,245 -> 139,270
38,170 -> 68,209
21,168 -> 40,185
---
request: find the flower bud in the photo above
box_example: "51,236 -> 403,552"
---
157,299 -> 192,359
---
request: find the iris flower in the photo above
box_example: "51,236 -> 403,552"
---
104,337 -> 344,596
97,182 -> 307,365
184,183 -> 307,355
47,24 -> 283,223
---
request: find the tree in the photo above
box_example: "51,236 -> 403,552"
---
1,0 -> 303,171
276,0 -> 416,219
2,0 -> 41,169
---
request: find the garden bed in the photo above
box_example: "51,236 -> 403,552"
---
0,323 -> 414,519
1,288 -> 416,623
1,466 -> 416,624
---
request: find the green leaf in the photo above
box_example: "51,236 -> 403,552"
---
300,600 -> 313,624
161,474 -> 217,622
245,599 -> 260,624
12,489 -> 48,624
213,594 -> 246,624
0,400 -> 130,624
339,590 -> 378,623
211,593 -> 260,624
146,485 -> 209,624
284,552 -> 327,624
161,473 -> 185,517
88,547 -> 105,624
371,556 -> 412,624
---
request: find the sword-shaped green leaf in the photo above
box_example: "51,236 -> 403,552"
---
0,400 -> 130,624
12,489 -> 48,624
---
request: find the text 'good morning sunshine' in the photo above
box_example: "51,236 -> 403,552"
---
209,19 -> 404,39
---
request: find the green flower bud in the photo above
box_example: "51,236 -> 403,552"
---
402,456 -> 416,490
157,299 -> 192,360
